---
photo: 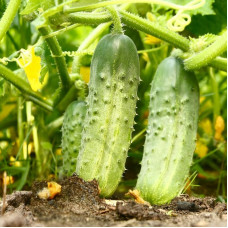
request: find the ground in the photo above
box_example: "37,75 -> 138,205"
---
0,175 -> 227,227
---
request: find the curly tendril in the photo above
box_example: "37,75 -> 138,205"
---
167,0 -> 205,32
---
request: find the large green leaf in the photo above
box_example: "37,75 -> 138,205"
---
186,0 -> 227,35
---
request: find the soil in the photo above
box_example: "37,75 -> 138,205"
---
0,175 -> 227,227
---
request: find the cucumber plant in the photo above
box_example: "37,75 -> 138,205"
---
136,57 -> 199,205
76,33 -> 140,197
60,101 -> 86,177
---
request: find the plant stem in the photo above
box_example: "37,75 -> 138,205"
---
49,12 -> 111,27
107,6 -> 123,34
119,9 -> 190,51
47,10 -> 226,71
59,10 -> 190,51
209,57 -> 227,72
47,116 -> 64,137
0,64 -> 53,111
184,31 -> 227,70
209,67 -> 220,125
38,26 -> 71,92
72,22 -> 111,74
0,0 -> 21,42
17,97 -> 25,159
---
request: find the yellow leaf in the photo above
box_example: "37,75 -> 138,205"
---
18,46 -> 48,91
195,140 -> 208,158
214,116 -> 225,141
80,66 -> 90,83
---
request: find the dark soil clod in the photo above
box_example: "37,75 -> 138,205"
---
116,201 -> 167,221
177,201 -> 199,211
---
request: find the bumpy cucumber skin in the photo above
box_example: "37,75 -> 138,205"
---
136,57 -> 199,205
76,34 -> 140,197
60,101 -> 86,177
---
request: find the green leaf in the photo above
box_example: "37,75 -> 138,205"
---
21,0 -> 55,15
186,0 -> 227,35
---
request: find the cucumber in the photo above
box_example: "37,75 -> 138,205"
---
60,101 -> 86,177
76,34 -> 140,197
136,57 -> 199,205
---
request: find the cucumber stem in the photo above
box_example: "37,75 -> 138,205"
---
106,6 -> 123,34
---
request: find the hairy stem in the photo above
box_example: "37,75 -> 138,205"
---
47,10 -> 226,71
119,9 -> 190,51
38,26 -> 71,91
0,0 -> 21,42
184,31 -> 227,70
208,57 -> 227,72
0,64 -> 53,111
107,6 -> 123,34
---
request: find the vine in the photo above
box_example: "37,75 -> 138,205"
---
0,0 -> 22,42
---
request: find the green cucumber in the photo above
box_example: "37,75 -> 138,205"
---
76,34 -> 140,197
60,101 -> 86,177
136,57 -> 199,205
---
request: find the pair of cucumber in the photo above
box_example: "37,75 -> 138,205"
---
61,33 -> 199,204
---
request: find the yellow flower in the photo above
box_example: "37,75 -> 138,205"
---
214,116 -> 225,141
142,52 -> 149,62
80,66 -> 90,83
3,175 -> 14,185
144,34 -> 161,45
55,148 -> 62,156
195,140 -> 208,158
18,46 -> 48,91
9,156 -> 21,167
199,118 -> 212,135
